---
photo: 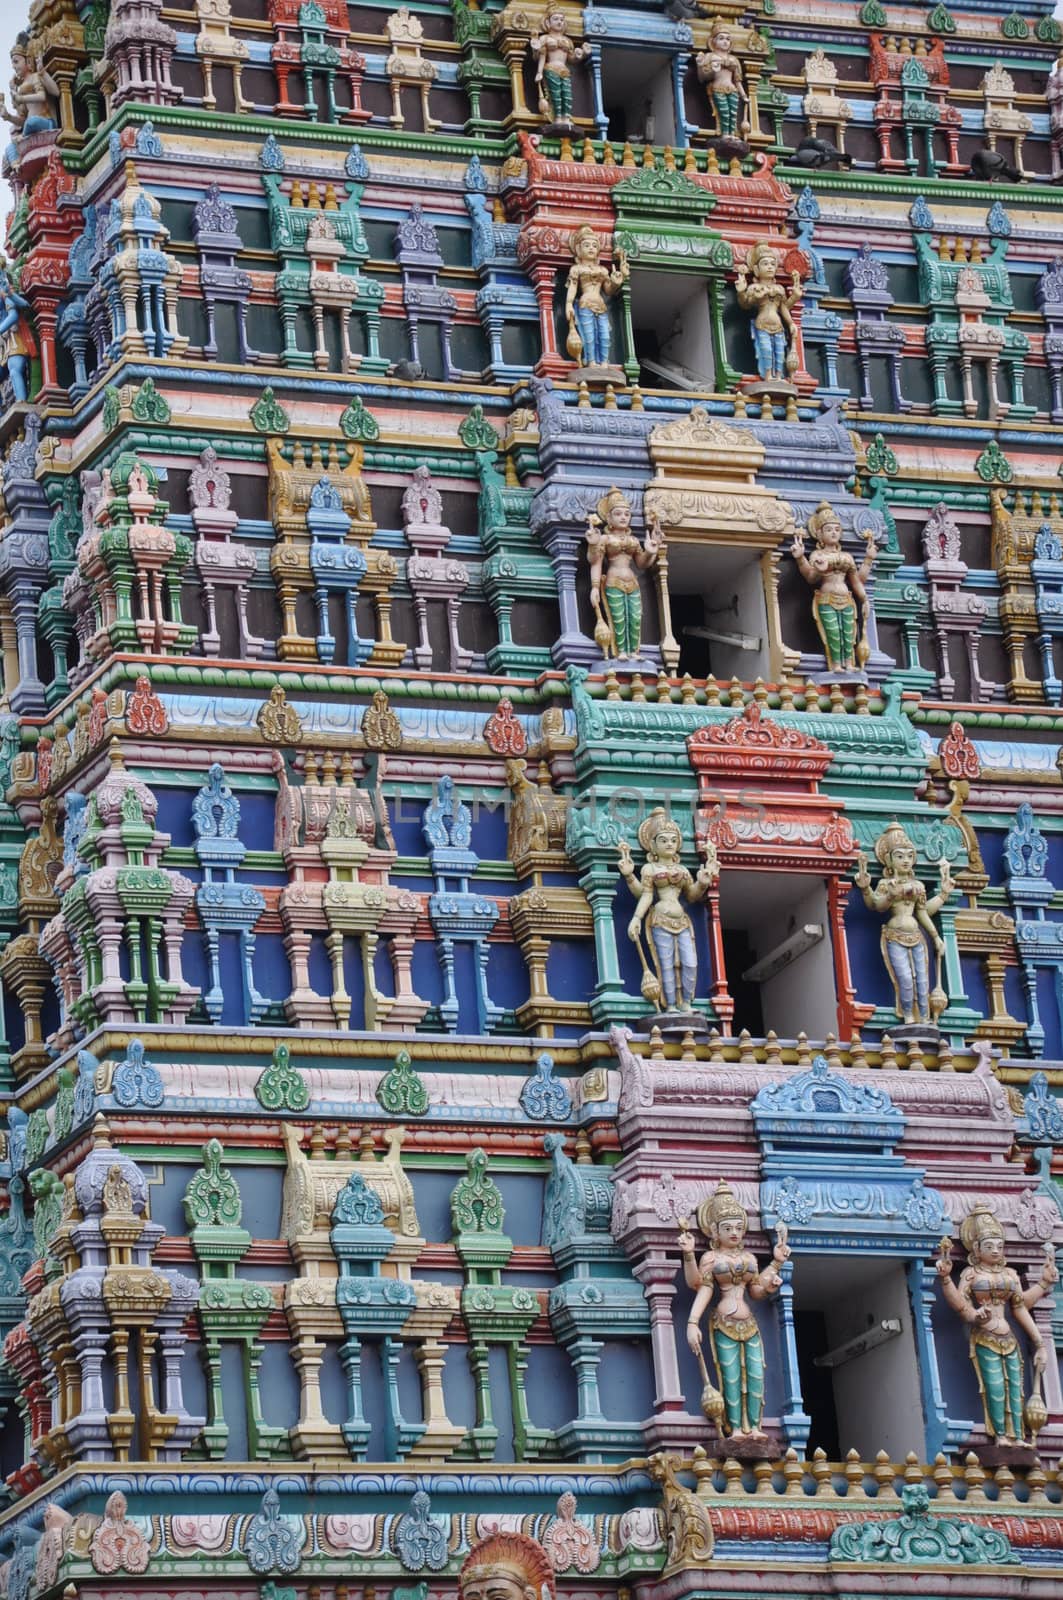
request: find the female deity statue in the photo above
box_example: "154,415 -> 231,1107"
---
0,264 -> 35,405
734,241 -> 800,384
936,1204 -> 1057,1447
0,34 -> 59,141
678,1181 -> 790,1439
854,820 -> 954,1028
585,487 -> 662,659
618,807 -> 717,1013
790,501 -> 876,674
695,28 -> 748,141
564,224 -> 628,370
529,10 -> 588,127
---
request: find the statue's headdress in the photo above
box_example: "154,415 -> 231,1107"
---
460,1534 -> 556,1600
595,486 -> 629,524
570,224 -> 602,259
697,1179 -> 747,1241
959,1203 -> 1003,1258
806,501 -> 842,545
747,240 -> 779,274
636,806 -> 679,857
874,819 -> 915,871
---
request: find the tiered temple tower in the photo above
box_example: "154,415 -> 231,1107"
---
0,0 -> 1060,1595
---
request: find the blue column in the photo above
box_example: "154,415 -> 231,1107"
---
672,52 -> 691,149
907,1259 -> 966,1456
774,1259 -> 810,1453
588,47 -> 609,140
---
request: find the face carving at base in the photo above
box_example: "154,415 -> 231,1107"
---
459,1533 -> 555,1600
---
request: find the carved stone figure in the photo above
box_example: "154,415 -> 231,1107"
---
790,501 -> 876,674
564,225 -> 628,372
0,33 -> 58,140
647,1453 -> 715,1571
936,1204 -> 1057,1447
585,488 -> 662,660
678,1181 -> 789,1439
696,26 -> 748,142
735,242 -> 800,384
854,820 -> 953,1029
618,808 -> 717,1013
0,263 -> 35,404
529,10 -> 587,128
459,1532 -> 555,1600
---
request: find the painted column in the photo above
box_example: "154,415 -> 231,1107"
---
907,1259 -> 949,1460
633,1254 -> 685,1412
773,1258 -> 811,1455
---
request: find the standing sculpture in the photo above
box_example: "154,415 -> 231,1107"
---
529,10 -> 588,130
0,263 -> 35,404
585,487 -> 662,660
854,821 -> 953,1029
735,242 -> 800,384
936,1204 -> 1057,1448
695,26 -> 749,144
618,808 -> 717,1014
678,1181 -> 790,1441
790,501 -> 877,674
564,225 -> 628,372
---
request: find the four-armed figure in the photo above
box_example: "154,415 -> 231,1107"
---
855,820 -> 953,1028
791,501 -> 876,674
585,487 -> 662,659
618,808 -> 716,1013
529,10 -> 588,128
0,32 -> 58,142
696,27 -> 749,142
936,1205 -> 1057,1447
735,242 -> 800,384
564,224 -> 628,371
0,262 -> 35,404
679,1181 -> 790,1440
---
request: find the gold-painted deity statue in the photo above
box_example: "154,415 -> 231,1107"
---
678,1181 -> 790,1439
585,487 -> 662,659
936,1204 -> 1057,1448
790,500 -> 876,674
564,224 -> 628,371
695,26 -> 749,142
618,808 -> 717,1013
854,821 -> 953,1028
529,10 -> 587,128
735,241 -> 800,384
